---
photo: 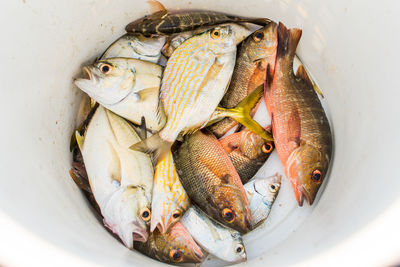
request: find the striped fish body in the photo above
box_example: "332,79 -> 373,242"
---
151,150 -> 190,233
125,10 -> 270,35
159,26 -> 236,142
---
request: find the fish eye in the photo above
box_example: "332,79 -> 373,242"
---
253,31 -> 264,42
311,169 -> 322,182
262,142 -> 273,153
172,210 -> 181,220
140,207 -> 151,222
211,29 -> 221,39
235,244 -> 244,254
169,249 -> 183,262
99,63 -> 112,74
222,208 -> 235,223
269,183 -> 279,193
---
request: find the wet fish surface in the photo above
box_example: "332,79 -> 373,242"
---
220,128 -> 274,183
244,174 -> 281,228
100,33 -> 167,63
181,205 -> 246,263
80,106 -> 154,248
151,150 -> 190,234
264,22 -> 332,206
209,22 -> 278,137
126,6 -> 270,35
74,58 -> 166,132
130,26 -> 236,161
172,130 -> 252,233
134,222 -> 205,264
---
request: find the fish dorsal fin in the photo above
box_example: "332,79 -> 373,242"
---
296,64 -> 324,98
147,0 -> 168,15
287,107 -> 301,147
264,63 -> 274,92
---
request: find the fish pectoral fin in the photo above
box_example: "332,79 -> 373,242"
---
296,64 -> 324,98
137,116 -> 148,140
213,85 -> 274,141
69,169 -> 92,193
135,87 -> 159,101
147,0 -> 168,15
129,133 -> 171,166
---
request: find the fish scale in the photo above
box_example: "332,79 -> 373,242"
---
264,22 -> 332,206
172,130 -> 252,233
159,26 -> 236,142
151,150 -> 190,233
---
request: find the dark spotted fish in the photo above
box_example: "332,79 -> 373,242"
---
264,22 -> 332,206
172,130 -> 252,233
126,9 -> 270,35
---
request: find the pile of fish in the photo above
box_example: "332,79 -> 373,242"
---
69,1 -> 332,264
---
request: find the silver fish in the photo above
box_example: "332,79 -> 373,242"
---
244,173 -> 282,228
181,205 -> 246,263
80,106 -> 154,248
74,58 -> 166,132
100,33 -> 167,63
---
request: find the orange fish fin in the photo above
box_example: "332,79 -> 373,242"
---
287,107 -> 301,146
296,65 -> 313,86
147,0 -> 167,15
276,22 -> 302,59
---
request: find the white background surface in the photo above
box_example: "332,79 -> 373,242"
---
0,0 -> 400,266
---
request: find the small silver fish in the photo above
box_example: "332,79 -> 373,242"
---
244,173 -> 282,228
74,58 -> 165,132
100,33 -> 167,63
80,106 -> 154,248
181,205 -> 246,263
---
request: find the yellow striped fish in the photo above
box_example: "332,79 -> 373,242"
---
130,25 -> 236,161
151,150 -> 190,233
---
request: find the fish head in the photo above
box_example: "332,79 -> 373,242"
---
150,191 -> 190,234
204,25 -> 236,54
286,144 -> 330,206
222,230 -> 247,263
157,222 -> 205,263
212,184 -> 252,233
101,34 -> 166,62
74,58 -> 136,105
253,174 -> 282,203
245,22 -> 278,67
102,185 -> 151,248
239,129 -> 274,159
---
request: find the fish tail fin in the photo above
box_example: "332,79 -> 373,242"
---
276,22 -> 302,61
129,133 -> 171,165
214,85 -> 274,141
295,63 -> 324,98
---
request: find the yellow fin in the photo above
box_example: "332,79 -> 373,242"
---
209,85 -> 274,141
75,130 -> 85,150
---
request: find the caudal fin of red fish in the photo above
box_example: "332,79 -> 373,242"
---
276,22 -> 302,61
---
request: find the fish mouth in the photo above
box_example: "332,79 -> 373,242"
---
152,220 -> 166,234
132,227 -> 148,243
295,186 -> 313,206
193,247 -> 205,262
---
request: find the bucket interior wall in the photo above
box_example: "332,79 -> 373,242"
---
1,0 -> 399,266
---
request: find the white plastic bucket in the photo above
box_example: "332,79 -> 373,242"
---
1,0 -> 399,266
